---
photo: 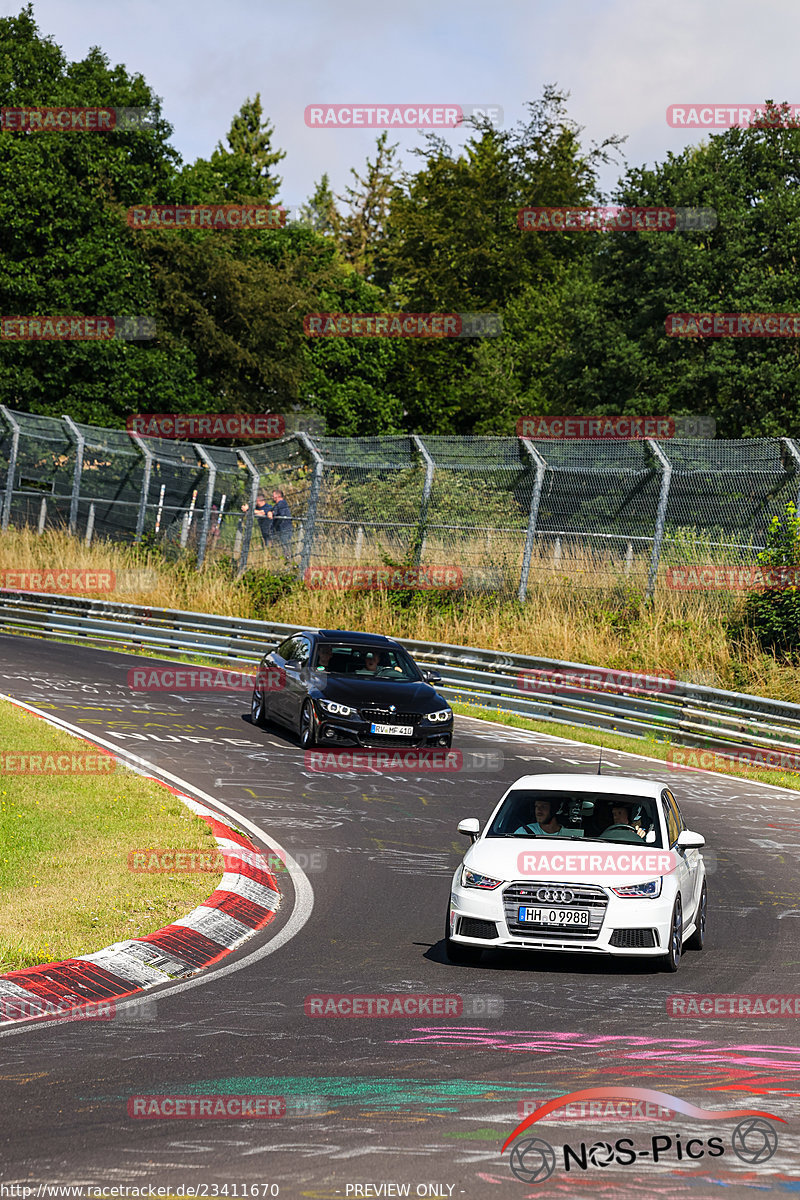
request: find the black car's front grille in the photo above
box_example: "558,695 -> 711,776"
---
360,708 -> 420,725
609,928 -> 658,949
458,917 -> 498,940
503,881 -> 608,941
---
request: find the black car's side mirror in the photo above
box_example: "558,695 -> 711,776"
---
285,658 -> 300,669
423,669 -> 443,684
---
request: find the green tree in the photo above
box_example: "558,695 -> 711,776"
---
179,93 -> 285,202
298,172 -> 341,236
539,101 -> 800,436
338,131 -> 399,278
0,5 -> 207,424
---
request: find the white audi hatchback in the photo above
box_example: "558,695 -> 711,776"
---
446,774 -> 707,972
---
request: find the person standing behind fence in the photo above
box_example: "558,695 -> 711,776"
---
266,488 -> 293,560
240,491 -> 270,548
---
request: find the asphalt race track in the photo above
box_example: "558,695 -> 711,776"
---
1,632 -> 799,1198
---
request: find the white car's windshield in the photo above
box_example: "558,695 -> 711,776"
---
486,789 -> 663,847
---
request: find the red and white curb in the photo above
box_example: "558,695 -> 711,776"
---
0,789 -> 282,1024
0,694 -> 293,1027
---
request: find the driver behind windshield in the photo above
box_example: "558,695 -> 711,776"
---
607,800 -> 646,838
315,643 -> 333,670
515,797 -> 567,836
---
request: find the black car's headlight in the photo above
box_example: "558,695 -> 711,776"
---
318,699 -> 357,717
425,708 -> 452,723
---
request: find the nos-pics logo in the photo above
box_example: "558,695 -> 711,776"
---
503,1088 -> 783,1185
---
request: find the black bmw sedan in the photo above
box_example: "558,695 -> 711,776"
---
250,628 -> 454,748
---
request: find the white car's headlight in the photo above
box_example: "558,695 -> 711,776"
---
318,700 -> 356,717
461,867 -> 503,890
611,879 -> 662,898
425,709 -> 451,723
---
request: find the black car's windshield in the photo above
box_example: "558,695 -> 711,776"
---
313,643 -> 421,682
486,789 -> 663,847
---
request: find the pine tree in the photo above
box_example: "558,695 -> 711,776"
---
221,94 -> 286,199
338,132 -> 399,277
298,173 -> 341,235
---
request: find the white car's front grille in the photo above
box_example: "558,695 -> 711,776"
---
503,880 -> 608,940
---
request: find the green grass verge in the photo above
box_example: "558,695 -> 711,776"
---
0,697 -> 219,972
450,700 -> 800,793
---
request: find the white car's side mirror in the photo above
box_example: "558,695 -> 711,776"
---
458,818 -> 480,843
677,829 -> 705,850
645,829 -> 656,844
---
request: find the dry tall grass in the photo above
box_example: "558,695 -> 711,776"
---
1,525 -> 798,702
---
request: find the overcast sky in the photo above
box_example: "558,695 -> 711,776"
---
6,0 -> 800,203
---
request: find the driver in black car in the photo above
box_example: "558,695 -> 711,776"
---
316,643 -> 333,670
362,650 -> 382,674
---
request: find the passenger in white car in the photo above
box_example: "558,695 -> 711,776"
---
517,797 -> 569,836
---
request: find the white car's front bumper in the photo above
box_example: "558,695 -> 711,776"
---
449,873 -> 679,957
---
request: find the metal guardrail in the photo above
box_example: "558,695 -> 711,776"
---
1,589 -> 799,760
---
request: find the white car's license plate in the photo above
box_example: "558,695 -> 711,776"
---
370,723 -> 414,736
518,906 -> 590,926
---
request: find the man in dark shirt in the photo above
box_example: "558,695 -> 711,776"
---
266,488 -> 293,561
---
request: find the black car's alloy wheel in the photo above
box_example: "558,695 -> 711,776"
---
300,700 -> 318,748
251,685 -> 266,728
661,896 -> 683,972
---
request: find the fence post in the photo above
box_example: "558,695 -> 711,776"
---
0,405 -> 20,532
297,432 -> 324,578
780,438 -> 800,513
411,435 -> 435,564
61,415 -> 85,536
37,496 -> 47,535
646,438 -> 673,599
129,432 -> 153,543
518,438 -> 547,602
85,502 -> 96,546
236,450 -> 260,575
195,445 -> 217,569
